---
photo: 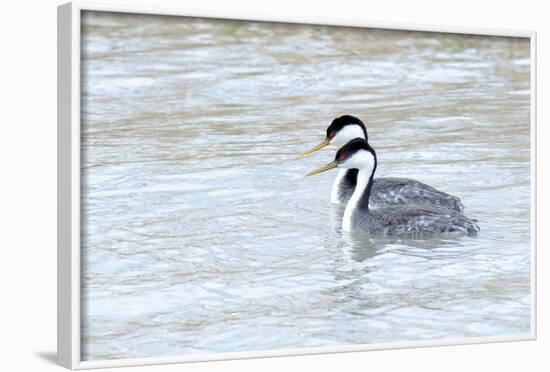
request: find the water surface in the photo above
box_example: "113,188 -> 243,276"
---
81,11 -> 531,361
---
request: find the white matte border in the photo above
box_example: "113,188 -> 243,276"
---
57,1 -> 537,369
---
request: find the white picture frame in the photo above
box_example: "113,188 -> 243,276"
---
58,1 -> 537,369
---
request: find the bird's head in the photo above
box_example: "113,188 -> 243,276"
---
305,138 -> 377,177
300,115 -> 368,155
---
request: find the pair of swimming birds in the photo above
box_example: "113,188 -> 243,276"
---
301,115 -> 480,237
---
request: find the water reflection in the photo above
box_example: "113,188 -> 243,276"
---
80,11 -> 531,361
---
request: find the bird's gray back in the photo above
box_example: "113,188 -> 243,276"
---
369,177 -> 465,212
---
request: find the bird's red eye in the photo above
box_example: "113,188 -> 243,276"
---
339,154 -> 345,161
328,132 -> 335,139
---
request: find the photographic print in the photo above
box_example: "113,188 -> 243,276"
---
78,10 -> 532,362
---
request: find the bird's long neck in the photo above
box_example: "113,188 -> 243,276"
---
349,168 -> 374,210
342,165 -> 375,231
331,168 -> 358,204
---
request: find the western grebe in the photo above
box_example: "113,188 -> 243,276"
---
301,115 -> 464,212
305,138 -> 479,236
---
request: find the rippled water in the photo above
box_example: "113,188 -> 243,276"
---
80,11 -> 532,361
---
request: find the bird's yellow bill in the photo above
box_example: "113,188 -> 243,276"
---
305,162 -> 338,177
300,138 -> 330,156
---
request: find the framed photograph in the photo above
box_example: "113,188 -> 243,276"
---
58,1 -> 537,369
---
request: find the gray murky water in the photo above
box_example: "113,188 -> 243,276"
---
80,11 -> 531,361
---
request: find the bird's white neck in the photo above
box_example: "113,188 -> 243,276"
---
342,168 -> 372,232
331,169 -> 348,204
